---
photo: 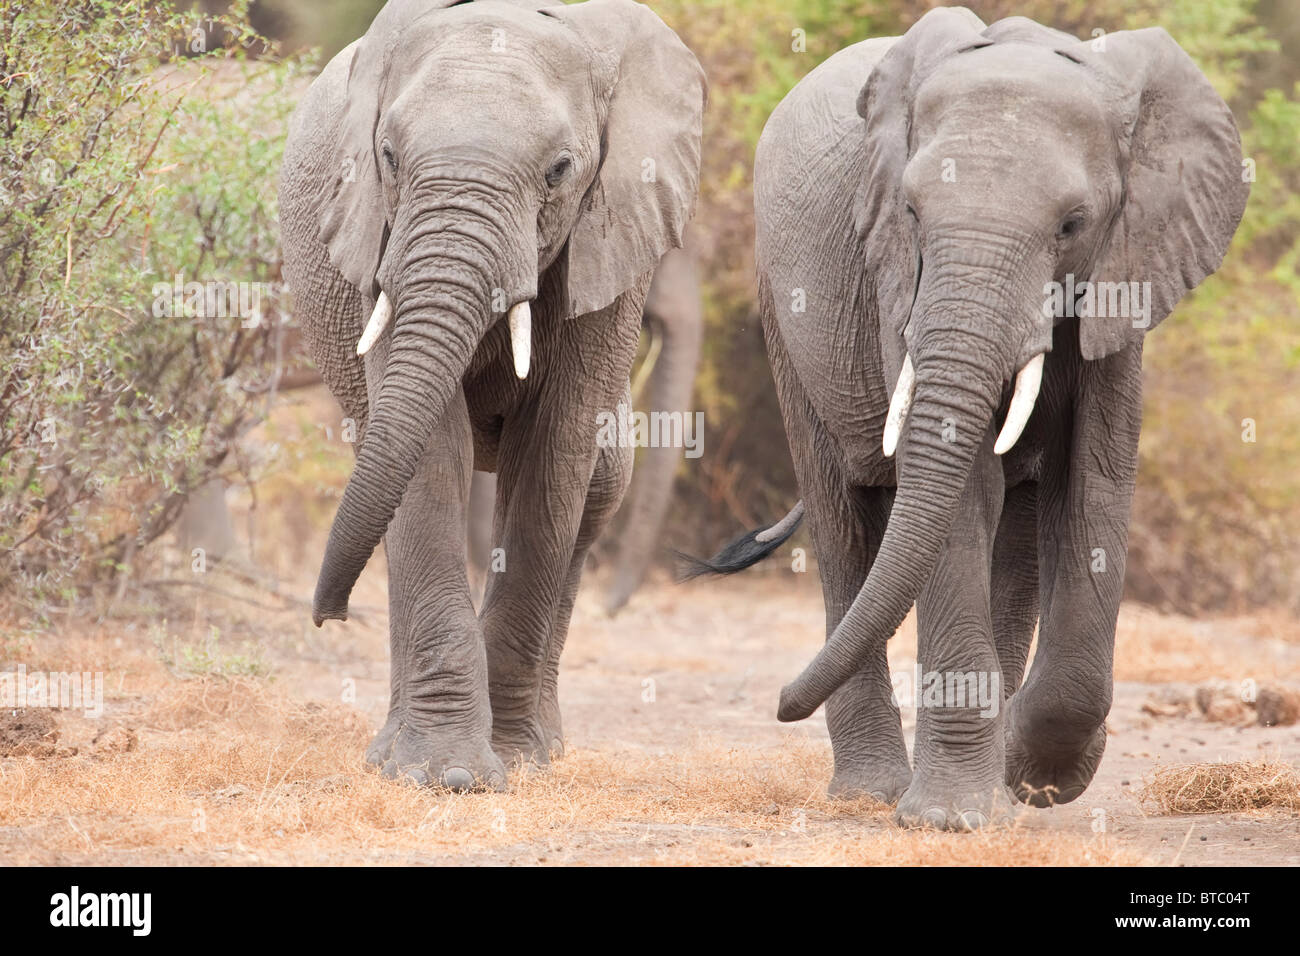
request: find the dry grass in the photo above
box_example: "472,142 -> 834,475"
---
1139,760 -> 1300,815
1112,605 -> 1300,683
0,676 -> 1145,866
8,525 -> 1293,865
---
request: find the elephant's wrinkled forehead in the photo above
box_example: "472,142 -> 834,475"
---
378,5 -> 604,163
902,44 -> 1119,215
914,43 -> 1111,145
394,5 -> 596,90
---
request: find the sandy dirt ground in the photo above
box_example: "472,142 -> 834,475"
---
2,552 -> 1298,866
0,386 -> 1294,865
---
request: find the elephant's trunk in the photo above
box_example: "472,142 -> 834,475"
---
778,247 -> 1042,719
312,206 -> 516,625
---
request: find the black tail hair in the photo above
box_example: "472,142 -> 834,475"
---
674,512 -> 804,581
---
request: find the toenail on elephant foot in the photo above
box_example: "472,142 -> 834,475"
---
439,766 -> 475,791
894,781 -> 1019,831
1004,722 -> 1107,808
370,722 -> 506,792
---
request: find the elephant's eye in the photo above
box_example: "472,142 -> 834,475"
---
381,142 -> 398,173
1058,214 -> 1085,239
545,155 -> 573,189
905,202 -> 919,221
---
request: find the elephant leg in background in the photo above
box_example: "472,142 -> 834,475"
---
600,246 -> 703,613
764,312 -> 911,802
482,299 -> 644,766
895,437 -> 1011,830
1006,342 -> 1143,807
990,481 -> 1040,697
365,377 -> 504,790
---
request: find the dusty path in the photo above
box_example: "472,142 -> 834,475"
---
539,570 -> 1300,865
2,555 -> 1296,866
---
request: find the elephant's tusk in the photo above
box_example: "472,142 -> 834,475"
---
508,300 -> 531,379
355,292 -> 392,356
881,355 -> 915,458
994,353 -> 1045,455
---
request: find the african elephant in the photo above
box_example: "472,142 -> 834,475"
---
467,240 -> 704,612
279,0 -> 705,789
689,8 -> 1247,829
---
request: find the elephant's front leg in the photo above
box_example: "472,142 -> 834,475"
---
366,386 -> 505,791
483,303 -> 643,767
896,439 -> 1013,830
538,435 -> 634,756
1005,344 -> 1143,806
762,312 -> 910,801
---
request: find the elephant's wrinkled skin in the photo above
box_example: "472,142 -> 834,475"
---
693,9 -> 1247,829
279,0 -> 704,788
468,240 -> 704,613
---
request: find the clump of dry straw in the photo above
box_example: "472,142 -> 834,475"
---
1140,759 -> 1300,814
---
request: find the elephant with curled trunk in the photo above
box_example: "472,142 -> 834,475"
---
689,8 -> 1247,829
279,0 -> 705,789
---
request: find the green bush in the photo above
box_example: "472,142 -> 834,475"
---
0,0 -> 305,609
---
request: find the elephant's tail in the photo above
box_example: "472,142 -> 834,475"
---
675,501 -> 805,580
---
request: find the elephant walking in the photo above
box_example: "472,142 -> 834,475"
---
689,8 -> 1247,829
279,0 -> 705,788
467,241 -> 704,613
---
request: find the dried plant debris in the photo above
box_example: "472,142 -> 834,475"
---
1140,760 -> 1300,815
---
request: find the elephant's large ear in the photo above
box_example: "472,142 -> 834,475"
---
852,7 -> 987,339
317,0 -> 467,296
1068,28 -> 1248,360
542,0 -> 706,318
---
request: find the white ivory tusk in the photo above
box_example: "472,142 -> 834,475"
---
994,353 -> 1045,455
508,300 -> 531,379
881,355 -> 916,458
355,292 -> 392,356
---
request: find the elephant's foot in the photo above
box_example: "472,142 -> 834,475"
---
364,712 -> 505,791
827,757 -> 912,804
363,710 -> 403,769
490,672 -> 565,768
1004,719 -> 1107,808
491,711 -> 563,769
894,774 -> 1019,831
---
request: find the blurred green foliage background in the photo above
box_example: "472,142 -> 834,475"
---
4,0 -> 1297,615
0,1 -> 311,607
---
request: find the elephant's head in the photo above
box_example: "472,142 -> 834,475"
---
778,8 -> 1248,720
311,0 -> 705,625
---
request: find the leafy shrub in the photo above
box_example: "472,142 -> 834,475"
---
0,0 -> 305,609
